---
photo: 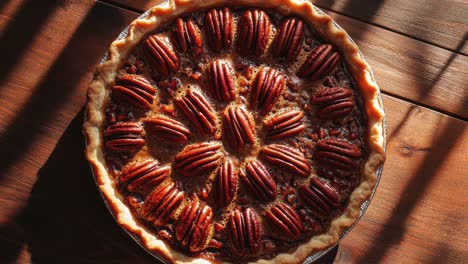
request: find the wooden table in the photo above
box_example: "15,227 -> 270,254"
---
1,0 -> 466,263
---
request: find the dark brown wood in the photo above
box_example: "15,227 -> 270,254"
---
0,1 -> 466,264
0,0 -> 138,247
335,95 -> 468,264
312,0 -> 468,55
325,10 -> 468,120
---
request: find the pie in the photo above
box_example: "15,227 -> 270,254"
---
84,0 -> 386,263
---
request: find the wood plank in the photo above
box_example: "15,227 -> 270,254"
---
335,94 -> 468,263
1,1 -> 466,264
102,0 -> 468,119
0,0 -> 138,230
312,0 -> 468,55
325,10 -> 468,120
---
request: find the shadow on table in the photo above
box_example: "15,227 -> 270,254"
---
0,1 -> 136,182
0,0 -> 63,86
8,110 -> 157,264
357,34 -> 467,262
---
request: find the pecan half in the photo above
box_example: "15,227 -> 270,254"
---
120,160 -> 171,194
240,161 -> 277,201
208,59 -> 236,102
299,177 -> 340,217
112,75 -> 156,110
228,208 -> 262,255
270,17 -> 305,62
142,182 -> 185,226
145,34 -> 180,76
298,44 -> 341,80
261,144 -> 310,177
204,8 -> 233,52
104,122 -> 145,152
311,87 -> 355,119
251,67 -> 285,115
144,115 -> 191,144
222,106 -> 255,153
315,138 -> 362,170
174,142 -> 222,177
174,89 -> 217,135
215,160 -> 238,207
175,199 -> 214,252
236,9 -> 271,56
264,110 -> 305,140
174,18 -> 203,57
266,203 -> 303,240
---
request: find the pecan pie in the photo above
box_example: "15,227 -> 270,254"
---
84,0 -> 386,263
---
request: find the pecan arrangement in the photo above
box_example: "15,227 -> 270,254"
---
101,6 -> 368,263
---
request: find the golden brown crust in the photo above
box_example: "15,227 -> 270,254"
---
83,0 -> 386,263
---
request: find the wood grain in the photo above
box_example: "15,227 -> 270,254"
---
0,0 -> 138,227
0,1 -> 466,264
103,0 -> 468,119
336,95 -> 468,263
312,0 -> 468,55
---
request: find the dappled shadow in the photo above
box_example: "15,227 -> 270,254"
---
13,110 -> 156,263
358,20 -> 467,262
0,2 -> 132,182
341,0 -> 384,22
0,0 -> 61,87
358,95 -> 467,262
312,0 -> 384,20
0,219 -> 28,263
389,32 -> 467,140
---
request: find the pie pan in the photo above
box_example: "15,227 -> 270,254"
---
85,1 -> 386,263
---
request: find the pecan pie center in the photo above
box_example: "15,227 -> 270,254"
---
102,6 -> 368,262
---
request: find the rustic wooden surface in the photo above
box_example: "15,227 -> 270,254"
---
0,0 -> 466,263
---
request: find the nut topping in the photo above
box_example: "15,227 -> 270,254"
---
271,17 -> 305,62
236,9 -> 271,56
228,208 -> 262,255
112,75 -> 156,110
315,138 -> 362,170
204,8 -> 233,52
266,203 -> 303,240
251,67 -> 285,115
174,142 -> 222,177
264,110 -> 305,140
175,199 -> 214,252
174,18 -> 203,57
208,60 -> 236,102
240,161 -> 277,201
222,106 -> 256,153
120,160 -> 171,194
215,160 -> 238,207
299,177 -> 340,217
311,87 -> 355,119
145,34 -> 180,76
104,122 -> 145,152
144,115 -> 191,144
99,7 -> 373,261
261,144 -> 310,177
142,182 -> 185,226
174,89 -> 217,135
298,44 -> 341,80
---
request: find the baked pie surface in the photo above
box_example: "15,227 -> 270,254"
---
84,0 -> 386,263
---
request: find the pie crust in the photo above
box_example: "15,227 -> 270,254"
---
83,0 -> 386,263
